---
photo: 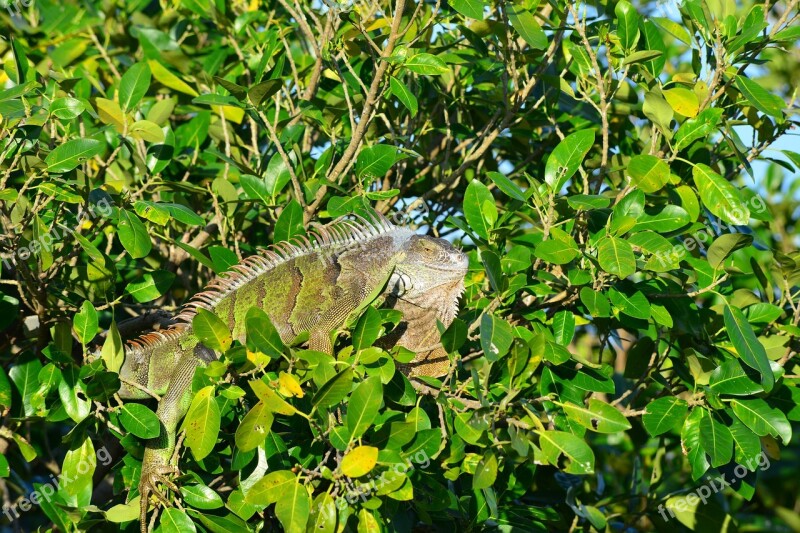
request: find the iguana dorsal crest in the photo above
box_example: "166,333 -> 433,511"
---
125,211 -> 407,358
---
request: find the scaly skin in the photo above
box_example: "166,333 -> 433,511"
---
107,214 -> 467,532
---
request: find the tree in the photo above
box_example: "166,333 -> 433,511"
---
1,0 -> 799,531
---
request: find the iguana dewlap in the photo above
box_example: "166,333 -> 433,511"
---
101,212 -> 467,532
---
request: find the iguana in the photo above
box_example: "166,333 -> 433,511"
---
100,212 -> 468,532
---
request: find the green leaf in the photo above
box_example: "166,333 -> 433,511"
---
507,5 -> 547,50
245,307 -> 285,358
724,305 -> 774,393
0,367 -> 11,410
125,270 -> 175,303
537,430 -> 595,474
160,508 -> 197,533
463,179 -> 495,240
693,164 -> 750,225
729,418 -> 763,468
744,303 -> 783,324
104,496 -> 141,531
45,138 -> 104,173
119,62 -> 151,111
273,200 -> 304,243
240,174 -> 270,204
643,92 -> 674,136
182,386 -> 221,460
450,0 -> 486,19
389,77 -> 418,116
632,205 -> 690,232
245,470 -> 295,505
544,130 -> 595,192
119,403 -> 160,439
699,415 -> 733,467
639,20 -> 666,75
248,79 -> 283,106
681,408 -> 710,480
541,338 -> 571,365
264,152 -> 292,197
675,108 -> 723,151
442,318 -> 467,353
347,376 -> 383,441
480,313 -> 513,361
312,368 -> 354,408
181,483 -> 224,509
61,436 -> 95,505
534,228 -> 580,265
235,400 -> 274,452
580,287 -> 610,318
552,311 -> 576,346
357,509 -> 381,531
308,492 -> 336,533
404,53 -> 449,75
608,287 -> 650,320
709,359 -> 763,395
274,479 -> 311,533
10,38 -> 31,84
561,399 -> 632,433
487,171 -> 527,201
148,59 -> 198,96
100,321 -> 124,373
642,396 -> 688,436
130,120 -> 165,143
353,306 -> 382,351
341,445 -> 379,477
356,144 -> 401,181
117,209 -> 152,259
627,154 -> 669,193
135,200 -> 171,225
730,398 -> 791,445
597,236 -> 636,278
49,97 -> 85,119
73,300 -> 98,345
620,49 -> 664,66
735,75 -> 784,118
164,203 -> 205,226
473,450 -> 498,489
615,0 -> 640,50
707,234 -> 753,269
188,509 -> 249,532
188,310 -> 230,356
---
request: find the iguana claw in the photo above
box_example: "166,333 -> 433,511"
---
139,463 -> 180,533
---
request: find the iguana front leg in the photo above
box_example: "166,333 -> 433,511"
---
139,345 -> 211,533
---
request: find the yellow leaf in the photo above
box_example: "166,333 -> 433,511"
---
341,446 -> 378,478
694,80 -> 709,105
761,435 -> 781,460
365,18 -> 390,32
148,60 -> 199,97
246,349 -> 271,368
130,120 -> 165,143
672,73 -> 695,84
249,379 -> 297,415
663,87 -> 699,117
278,372 -> 304,398
213,105 -> 244,124
96,98 -> 126,132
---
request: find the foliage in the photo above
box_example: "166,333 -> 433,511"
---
1,0 -> 800,532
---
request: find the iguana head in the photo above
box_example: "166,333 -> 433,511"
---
391,235 -> 469,324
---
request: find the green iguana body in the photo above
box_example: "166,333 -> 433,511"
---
107,213 -> 468,532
